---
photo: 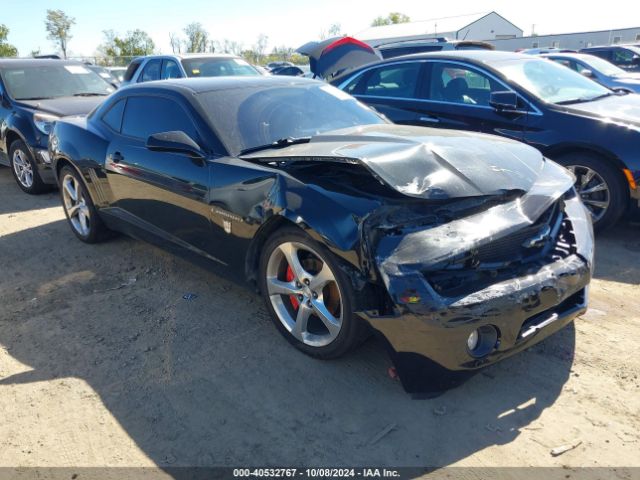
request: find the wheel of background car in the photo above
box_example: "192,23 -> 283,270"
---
59,166 -> 110,243
556,152 -> 627,232
258,227 -> 367,359
9,140 -> 47,194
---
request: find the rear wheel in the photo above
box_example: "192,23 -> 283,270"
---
9,140 -> 47,194
556,152 -> 627,232
258,227 -> 366,359
59,166 -> 110,243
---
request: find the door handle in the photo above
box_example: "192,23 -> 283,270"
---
418,116 -> 440,124
110,151 -> 124,163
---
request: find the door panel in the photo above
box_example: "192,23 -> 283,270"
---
414,61 -> 528,141
105,95 -> 215,254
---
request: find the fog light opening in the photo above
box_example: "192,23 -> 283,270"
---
467,325 -> 499,358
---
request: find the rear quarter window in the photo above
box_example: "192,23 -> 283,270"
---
101,98 -> 126,132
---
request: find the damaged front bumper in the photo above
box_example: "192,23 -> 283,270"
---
360,161 -> 594,393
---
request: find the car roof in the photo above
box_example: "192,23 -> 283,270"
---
119,75 -> 321,94
137,53 -> 240,61
541,52 -> 598,61
0,58 -> 86,68
364,49 -> 531,67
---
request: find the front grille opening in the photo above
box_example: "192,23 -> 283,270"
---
426,200 -> 578,298
517,288 -> 585,340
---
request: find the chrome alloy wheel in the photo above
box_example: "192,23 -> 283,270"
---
12,149 -> 34,188
61,174 -> 91,237
566,165 -> 610,223
265,241 -> 343,347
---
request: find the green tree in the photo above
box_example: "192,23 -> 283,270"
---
371,12 -> 410,27
0,24 -> 18,57
184,22 -> 209,53
100,29 -> 155,60
45,9 -> 75,58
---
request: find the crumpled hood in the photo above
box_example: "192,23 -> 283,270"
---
243,124 -> 545,199
16,96 -> 106,117
562,94 -> 640,128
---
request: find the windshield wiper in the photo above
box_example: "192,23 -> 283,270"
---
239,137 -> 312,156
16,96 -> 55,101
555,92 -> 615,105
73,92 -> 108,97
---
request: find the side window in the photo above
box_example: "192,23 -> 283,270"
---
161,60 -> 182,80
101,98 -> 126,132
573,62 -> 590,74
613,48 -> 638,65
121,96 -> 199,142
426,62 -> 502,106
361,63 -> 420,98
552,59 -> 576,71
138,59 -> 162,83
342,72 -> 366,95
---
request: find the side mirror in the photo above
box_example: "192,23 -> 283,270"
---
580,69 -> 594,78
490,91 -> 519,111
146,131 -> 204,158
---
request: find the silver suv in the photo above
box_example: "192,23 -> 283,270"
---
122,53 -> 261,85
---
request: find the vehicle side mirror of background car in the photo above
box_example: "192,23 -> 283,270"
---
146,131 -> 204,158
490,91 -> 519,111
580,69 -> 594,78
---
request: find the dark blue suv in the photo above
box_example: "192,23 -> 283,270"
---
335,50 -> 640,231
0,59 -> 113,193
580,45 -> 640,73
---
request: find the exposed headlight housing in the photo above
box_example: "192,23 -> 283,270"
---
33,112 -> 59,135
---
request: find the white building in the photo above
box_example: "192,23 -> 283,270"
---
358,11 -> 523,47
489,27 -> 640,51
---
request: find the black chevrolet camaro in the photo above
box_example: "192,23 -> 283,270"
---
50,77 -> 594,393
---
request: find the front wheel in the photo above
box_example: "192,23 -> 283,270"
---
9,140 -> 47,194
556,152 -> 627,232
258,227 -> 366,359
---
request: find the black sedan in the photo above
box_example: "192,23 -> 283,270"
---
334,50 -> 640,231
49,77 -> 593,393
0,59 -> 114,193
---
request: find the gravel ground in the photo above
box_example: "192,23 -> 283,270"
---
0,165 -> 638,473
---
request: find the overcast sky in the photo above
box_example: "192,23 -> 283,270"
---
3,0 -> 640,57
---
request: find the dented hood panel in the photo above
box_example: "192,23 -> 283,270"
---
242,124 -> 545,199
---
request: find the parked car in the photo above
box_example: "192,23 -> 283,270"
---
334,50 -> 640,231
580,45 -> 640,72
519,47 -> 576,55
85,64 -> 121,89
543,52 -> 640,93
122,54 -> 261,85
49,76 -> 593,393
0,59 -> 114,193
376,38 -> 494,59
106,66 -> 127,83
266,61 -> 294,70
271,65 -> 305,76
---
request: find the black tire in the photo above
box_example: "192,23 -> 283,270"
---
258,227 -> 367,359
555,152 -> 627,232
58,166 -> 110,243
9,140 -> 47,194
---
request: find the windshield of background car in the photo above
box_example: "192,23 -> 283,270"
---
181,58 -> 260,77
0,64 -> 114,100
580,55 -> 628,76
493,57 -> 611,104
199,82 -> 386,155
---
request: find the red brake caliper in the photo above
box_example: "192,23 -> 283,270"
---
286,265 -> 300,310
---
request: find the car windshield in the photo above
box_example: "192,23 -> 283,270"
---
493,57 -> 611,104
181,58 -> 260,78
0,64 -> 114,100
580,55 -> 627,76
198,81 -> 386,155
